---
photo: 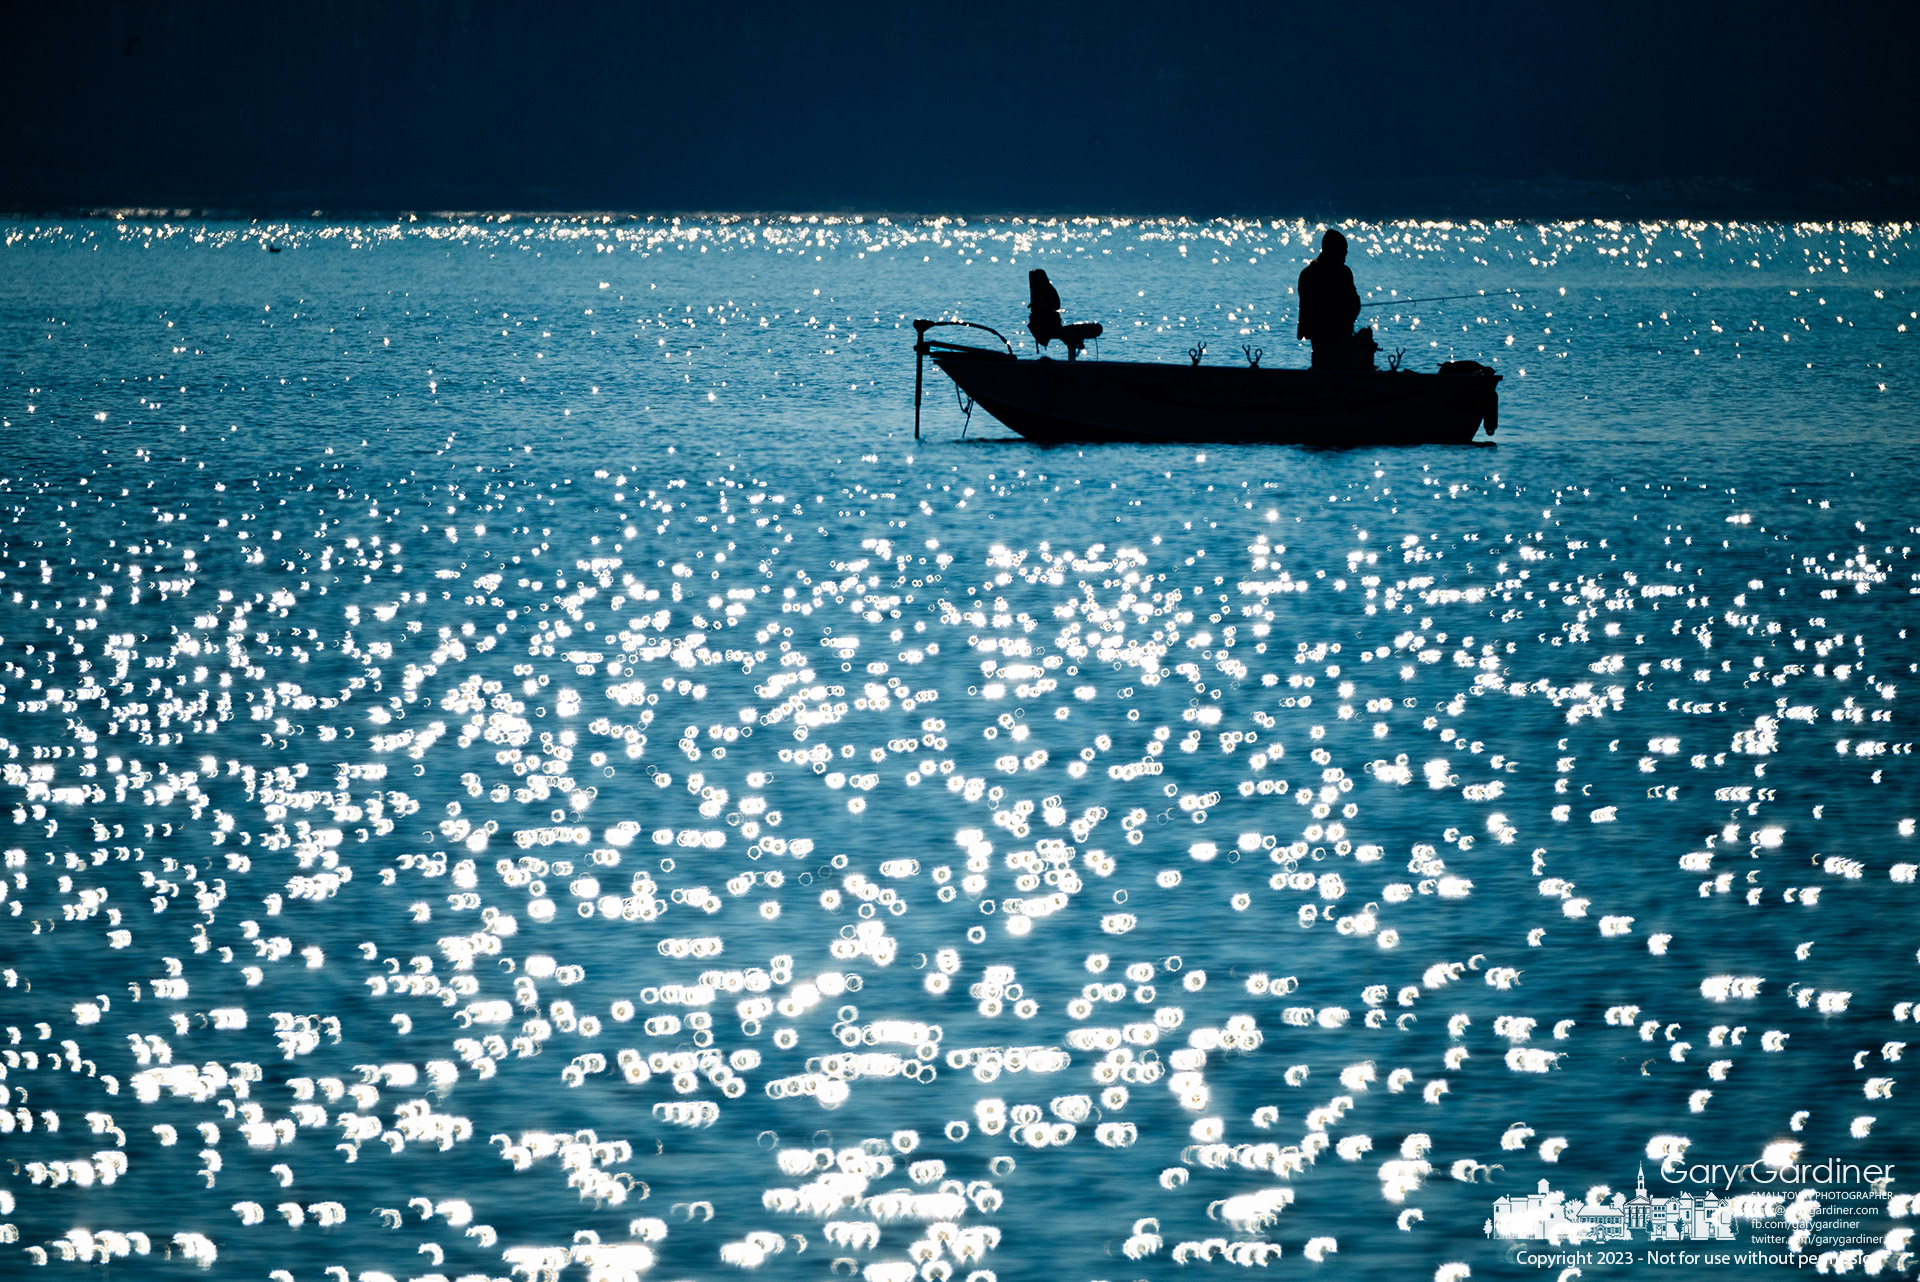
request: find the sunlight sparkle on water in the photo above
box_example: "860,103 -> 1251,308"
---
0,215 -> 1914,1279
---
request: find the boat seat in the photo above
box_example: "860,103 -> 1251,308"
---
1028,268 -> 1103,359
1036,320 -> 1104,360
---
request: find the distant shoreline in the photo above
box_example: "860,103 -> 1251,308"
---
3,176 -> 1916,226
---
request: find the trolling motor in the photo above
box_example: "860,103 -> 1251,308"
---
913,319 -> 1014,438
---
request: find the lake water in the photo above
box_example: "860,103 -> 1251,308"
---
1,214 -> 1916,1280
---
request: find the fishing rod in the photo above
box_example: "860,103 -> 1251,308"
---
1363,290 -> 1529,307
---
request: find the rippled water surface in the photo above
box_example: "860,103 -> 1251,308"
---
1,215 -> 1917,1280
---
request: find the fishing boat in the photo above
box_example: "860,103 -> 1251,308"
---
912,319 -> 1500,446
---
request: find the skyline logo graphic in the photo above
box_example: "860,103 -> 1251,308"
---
1492,1166 -> 1737,1243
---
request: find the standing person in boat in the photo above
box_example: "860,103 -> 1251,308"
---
1297,229 -> 1363,369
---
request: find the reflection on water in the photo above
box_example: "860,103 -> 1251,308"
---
0,216 -> 1915,1279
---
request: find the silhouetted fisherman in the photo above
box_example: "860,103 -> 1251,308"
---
1297,230 -> 1364,369
1027,269 -> 1103,360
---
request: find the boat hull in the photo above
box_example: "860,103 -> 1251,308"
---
931,348 -> 1498,445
